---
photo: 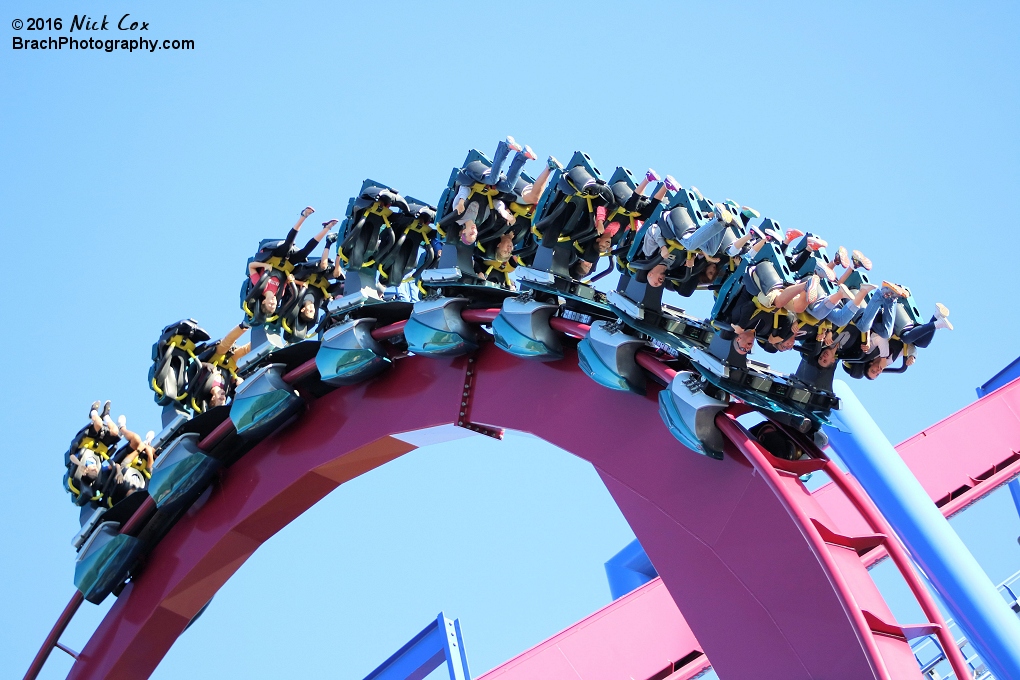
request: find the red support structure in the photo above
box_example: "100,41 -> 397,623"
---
476,578 -> 706,680
50,345 -> 915,679
37,317 -> 1018,679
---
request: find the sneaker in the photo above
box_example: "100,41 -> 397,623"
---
935,317 -> 954,331
521,145 -> 537,161
663,175 -> 680,192
645,168 -> 661,183
323,232 -> 339,247
763,223 -> 784,243
835,246 -> 850,268
882,281 -> 909,298
859,283 -> 878,295
935,302 -> 950,319
90,400 -> 101,416
784,228 -> 805,244
547,155 -> 563,171
101,400 -> 112,418
715,204 -> 734,224
740,206 -> 760,222
819,263 -> 837,282
852,250 -> 872,270
806,236 -> 828,251
806,275 -> 821,304
506,135 -> 522,152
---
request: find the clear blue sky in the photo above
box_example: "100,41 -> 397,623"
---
3,1 -> 1019,678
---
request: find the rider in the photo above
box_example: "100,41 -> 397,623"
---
189,322 -> 252,413
244,208 -> 337,325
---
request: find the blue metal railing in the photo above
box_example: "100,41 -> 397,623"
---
908,569 -> 1020,679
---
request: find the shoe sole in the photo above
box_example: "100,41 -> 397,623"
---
852,250 -> 872,270
935,302 -> 950,318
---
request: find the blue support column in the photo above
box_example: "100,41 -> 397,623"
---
604,539 -> 658,600
1010,479 -> 1020,523
363,612 -> 470,680
825,381 -> 1020,680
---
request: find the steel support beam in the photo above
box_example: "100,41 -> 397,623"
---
825,380 -> 1020,680
363,612 -> 470,680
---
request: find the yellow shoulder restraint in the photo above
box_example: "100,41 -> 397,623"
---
337,202 -> 393,265
150,334 -> 199,400
405,217 -> 434,236
78,436 -> 111,461
605,205 -> 642,232
509,202 -> 535,220
481,259 -> 515,286
129,453 -> 152,479
466,182 -> 501,209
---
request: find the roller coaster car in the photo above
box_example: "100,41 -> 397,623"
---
529,152 -> 610,263
338,179 -> 409,270
795,352 -> 838,393
606,223 -> 715,359
72,490 -> 150,604
434,149 -> 496,237
144,401 -> 242,512
691,346 -> 839,432
577,320 -> 648,394
514,153 -> 619,321
147,433 -> 220,513
238,237 -> 301,324
319,299 -> 412,381
149,319 -> 210,407
229,361 -> 304,439
515,263 -> 617,323
316,317 -> 393,385
492,291 -> 563,361
658,371 -> 731,459
425,153 -> 516,297
421,239 -> 519,304
608,287 -> 715,359
375,195 -> 438,289
404,295 -> 480,357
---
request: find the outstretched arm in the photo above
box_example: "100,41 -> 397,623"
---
215,323 -> 248,357
248,261 -> 271,277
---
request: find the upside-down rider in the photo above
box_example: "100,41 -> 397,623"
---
244,207 -> 337,325
279,232 -> 343,341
